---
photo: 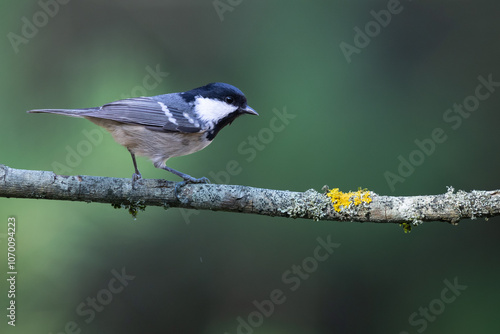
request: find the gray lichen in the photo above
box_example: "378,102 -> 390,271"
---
278,189 -> 331,221
445,186 -> 497,222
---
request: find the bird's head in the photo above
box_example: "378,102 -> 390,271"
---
183,82 -> 257,124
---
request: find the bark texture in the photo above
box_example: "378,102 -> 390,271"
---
1,164 -> 499,226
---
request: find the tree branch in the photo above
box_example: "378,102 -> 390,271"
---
1,164 -> 499,226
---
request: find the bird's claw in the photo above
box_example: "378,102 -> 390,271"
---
132,172 -> 142,182
191,176 -> 210,184
174,176 -> 210,199
131,172 -> 142,189
174,181 -> 187,199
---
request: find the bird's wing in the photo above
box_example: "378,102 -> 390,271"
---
83,97 -> 204,133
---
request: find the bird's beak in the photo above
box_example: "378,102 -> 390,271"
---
241,105 -> 258,116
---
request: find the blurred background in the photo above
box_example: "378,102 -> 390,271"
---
1,1 -> 500,333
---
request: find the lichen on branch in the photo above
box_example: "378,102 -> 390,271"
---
1,164 -> 499,227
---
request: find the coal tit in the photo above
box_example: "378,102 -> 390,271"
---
28,82 -> 258,183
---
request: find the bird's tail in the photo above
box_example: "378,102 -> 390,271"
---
27,107 -> 99,118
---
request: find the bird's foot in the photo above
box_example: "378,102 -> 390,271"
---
132,172 -> 142,182
174,176 -> 210,199
131,172 -> 142,189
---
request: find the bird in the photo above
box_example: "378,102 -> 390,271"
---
28,82 -> 258,183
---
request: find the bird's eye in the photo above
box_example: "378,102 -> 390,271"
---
225,96 -> 234,104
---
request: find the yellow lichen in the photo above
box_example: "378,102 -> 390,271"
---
326,188 -> 372,212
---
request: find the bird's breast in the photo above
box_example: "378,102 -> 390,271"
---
85,117 -> 212,166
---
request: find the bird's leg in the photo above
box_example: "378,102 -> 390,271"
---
152,162 -> 209,198
159,165 -> 210,184
128,150 -> 142,182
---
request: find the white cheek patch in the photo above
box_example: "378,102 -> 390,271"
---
194,97 -> 238,125
157,101 -> 178,125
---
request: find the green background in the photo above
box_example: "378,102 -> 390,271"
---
1,1 -> 500,333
